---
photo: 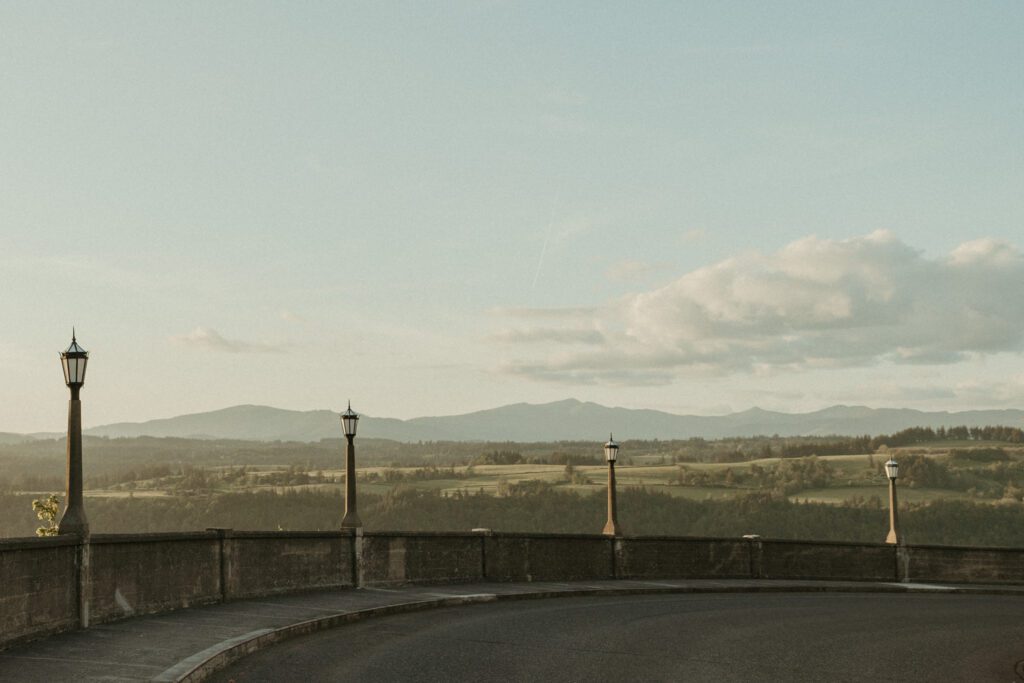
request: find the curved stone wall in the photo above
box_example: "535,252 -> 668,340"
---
3,530 -> 1024,650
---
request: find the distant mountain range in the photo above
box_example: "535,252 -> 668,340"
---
24,399 -> 1022,443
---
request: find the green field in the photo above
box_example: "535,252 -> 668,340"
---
60,444 -> 1024,510
5,431 -> 1024,543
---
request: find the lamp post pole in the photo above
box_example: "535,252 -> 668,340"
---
58,332 -> 89,538
340,403 -> 361,529
602,434 -> 621,536
885,458 -> 900,545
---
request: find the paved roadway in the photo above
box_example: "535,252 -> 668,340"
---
212,592 -> 1024,682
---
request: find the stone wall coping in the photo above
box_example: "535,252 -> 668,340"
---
219,530 -> 355,540
363,530 -> 485,539
756,538 -> 894,549
88,530 -> 359,544
902,542 -> 1024,554
362,530 -> 619,541
618,535 -> 754,543
484,531 -> 611,540
90,531 -> 219,544
1,531 -> 1023,554
0,535 -> 81,551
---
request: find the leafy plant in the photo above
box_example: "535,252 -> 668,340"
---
32,493 -> 61,537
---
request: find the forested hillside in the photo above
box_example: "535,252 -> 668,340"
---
3,426 -> 1024,546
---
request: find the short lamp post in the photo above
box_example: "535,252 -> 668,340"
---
58,332 -> 89,537
885,458 -> 901,545
602,434 -> 621,536
340,402 -> 361,529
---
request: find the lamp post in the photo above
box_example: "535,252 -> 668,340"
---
885,458 -> 901,545
602,434 -> 621,536
340,402 -> 361,529
58,331 -> 89,537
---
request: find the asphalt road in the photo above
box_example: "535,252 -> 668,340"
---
212,592 -> 1024,682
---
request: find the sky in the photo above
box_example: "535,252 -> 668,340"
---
1,2 -> 1023,433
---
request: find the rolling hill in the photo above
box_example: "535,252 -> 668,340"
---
67,399 -> 1024,443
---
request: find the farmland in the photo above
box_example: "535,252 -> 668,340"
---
2,429 -> 1024,545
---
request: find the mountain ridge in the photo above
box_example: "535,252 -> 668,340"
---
28,399 -> 1022,443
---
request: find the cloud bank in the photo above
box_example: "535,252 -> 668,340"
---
495,231 -> 1024,385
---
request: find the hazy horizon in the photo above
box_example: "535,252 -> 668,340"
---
2,3 -> 1023,433
9,398 -> 1024,442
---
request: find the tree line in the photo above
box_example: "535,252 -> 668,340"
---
5,486 -> 1024,547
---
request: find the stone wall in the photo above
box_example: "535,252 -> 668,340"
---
757,539 -> 897,581
904,544 -> 1024,584
5,531 -> 1024,650
616,537 -> 751,579
89,533 -> 221,624
485,533 -> 614,582
222,531 -> 354,599
0,536 -> 79,647
361,532 -> 483,585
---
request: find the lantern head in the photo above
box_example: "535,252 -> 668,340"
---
341,402 -> 359,437
60,331 -> 89,388
604,434 -> 619,463
884,458 -> 899,481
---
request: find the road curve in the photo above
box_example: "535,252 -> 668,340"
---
211,592 -> 1024,682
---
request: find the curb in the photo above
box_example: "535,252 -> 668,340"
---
156,594 -> 500,683
158,582 -> 1024,682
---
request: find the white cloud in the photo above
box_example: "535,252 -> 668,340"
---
496,231 -> 1024,385
172,327 -> 285,354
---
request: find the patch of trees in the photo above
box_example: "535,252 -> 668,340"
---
4,486 -> 1024,547
361,466 -> 468,484
472,450 -> 524,465
872,425 -> 1024,448
948,448 -> 1010,463
778,437 -> 873,458
672,457 -> 837,495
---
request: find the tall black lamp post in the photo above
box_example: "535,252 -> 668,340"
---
58,332 -> 89,537
885,458 -> 901,545
602,434 -> 621,536
340,402 -> 361,529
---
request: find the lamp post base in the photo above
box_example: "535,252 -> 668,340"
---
341,512 -> 362,530
57,516 -> 89,538
602,520 -> 620,536
886,529 -> 899,545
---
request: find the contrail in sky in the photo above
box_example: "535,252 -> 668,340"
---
531,226 -> 552,290
532,195 -> 561,290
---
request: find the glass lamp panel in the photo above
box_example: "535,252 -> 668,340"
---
342,409 -> 359,436
604,443 -> 618,463
61,356 -> 71,385
885,460 -> 898,480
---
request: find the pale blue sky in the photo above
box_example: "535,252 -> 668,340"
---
1,2 -> 1022,433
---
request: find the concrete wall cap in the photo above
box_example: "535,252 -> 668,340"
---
219,530 -> 355,540
0,535 -> 82,550
89,532 -> 220,544
363,530 -> 492,539
757,538 -> 895,549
